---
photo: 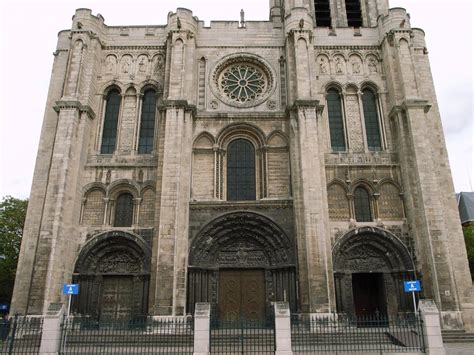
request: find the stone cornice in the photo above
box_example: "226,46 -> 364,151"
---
189,199 -> 293,211
103,45 -> 166,51
314,45 -> 380,51
196,45 -> 284,49
161,100 -> 197,116
53,100 -> 96,120
402,99 -> 432,113
195,111 -> 287,120
288,100 -> 324,115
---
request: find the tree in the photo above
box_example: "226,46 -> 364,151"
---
464,224 -> 474,281
0,196 -> 28,305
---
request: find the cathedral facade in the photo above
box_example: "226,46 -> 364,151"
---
11,0 -> 474,330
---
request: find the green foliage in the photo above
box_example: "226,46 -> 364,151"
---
464,224 -> 474,280
0,196 -> 28,304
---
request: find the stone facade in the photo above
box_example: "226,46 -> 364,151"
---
11,0 -> 474,331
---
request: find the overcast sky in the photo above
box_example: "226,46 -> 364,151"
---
0,0 -> 472,199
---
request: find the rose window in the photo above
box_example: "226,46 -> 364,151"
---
219,64 -> 267,103
211,54 -> 275,108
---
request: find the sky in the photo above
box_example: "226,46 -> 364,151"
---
0,0 -> 472,199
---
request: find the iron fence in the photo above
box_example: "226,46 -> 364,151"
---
0,315 -> 43,355
210,316 -> 275,354
291,312 -> 425,353
60,315 -> 194,354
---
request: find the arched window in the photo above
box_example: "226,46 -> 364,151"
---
138,89 -> 157,154
327,89 -> 346,151
101,89 -> 121,154
362,89 -> 382,151
354,187 -> 372,222
114,193 -> 134,227
227,139 -> 256,201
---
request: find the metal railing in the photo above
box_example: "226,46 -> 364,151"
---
0,315 -> 43,355
291,312 -> 425,353
210,316 -> 275,354
60,316 -> 194,354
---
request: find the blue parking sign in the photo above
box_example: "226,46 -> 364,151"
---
63,284 -> 79,295
404,280 -> 421,293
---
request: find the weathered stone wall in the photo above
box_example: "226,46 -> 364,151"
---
11,0 -> 473,331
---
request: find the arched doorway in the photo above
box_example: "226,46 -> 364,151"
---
187,212 -> 296,320
73,231 -> 151,322
333,227 -> 415,318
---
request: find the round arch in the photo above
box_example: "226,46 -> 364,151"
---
187,211 -> 297,317
189,211 -> 295,268
73,231 -> 151,320
332,227 -> 415,317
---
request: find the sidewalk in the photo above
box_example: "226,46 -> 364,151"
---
445,343 -> 474,355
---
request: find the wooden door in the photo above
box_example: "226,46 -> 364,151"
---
219,269 -> 265,321
100,276 -> 134,322
352,273 -> 387,317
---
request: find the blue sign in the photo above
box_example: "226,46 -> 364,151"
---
0,304 -> 8,311
63,284 -> 79,295
404,280 -> 421,293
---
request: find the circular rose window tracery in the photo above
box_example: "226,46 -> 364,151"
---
211,54 -> 275,108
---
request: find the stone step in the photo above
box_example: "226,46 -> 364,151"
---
442,330 -> 474,343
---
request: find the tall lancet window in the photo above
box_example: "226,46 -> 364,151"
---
227,139 -> 256,201
138,89 -> 157,154
362,89 -> 382,151
345,0 -> 363,27
314,0 -> 331,27
101,89 -> 121,154
327,89 -> 346,151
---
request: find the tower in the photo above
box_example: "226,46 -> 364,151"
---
11,0 -> 473,331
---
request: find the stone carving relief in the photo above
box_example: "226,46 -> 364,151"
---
137,55 -> 148,74
216,241 -> 269,267
105,55 -> 117,75
317,56 -> 329,74
152,54 -> 165,76
97,251 -> 141,273
378,183 -> 404,220
334,56 -> 345,74
327,184 -> 350,220
367,56 -> 378,74
349,55 -> 362,75
189,212 -> 294,268
267,100 -> 277,110
121,55 -> 133,74
345,94 -> 365,152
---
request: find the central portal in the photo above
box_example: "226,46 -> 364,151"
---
219,269 -> 265,320
187,212 -> 297,317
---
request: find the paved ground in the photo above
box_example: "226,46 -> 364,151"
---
445,343 -> 474,355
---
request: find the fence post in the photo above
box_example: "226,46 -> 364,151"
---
39,303 -> 64,355
274,302 -> 293,355
419,299 -> 446,355
193,302 -> 210,355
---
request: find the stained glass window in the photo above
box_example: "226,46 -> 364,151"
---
114,193 -> 134,227
327,89 -> 346,151
138,90 -> 157,154
101,89 -> 121,154
362,89 -> 382,151
354,187 -> 372,222
227,139 -> 256,201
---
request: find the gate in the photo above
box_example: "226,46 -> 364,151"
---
60,316 -> 194,354
210,315 -> 275,354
